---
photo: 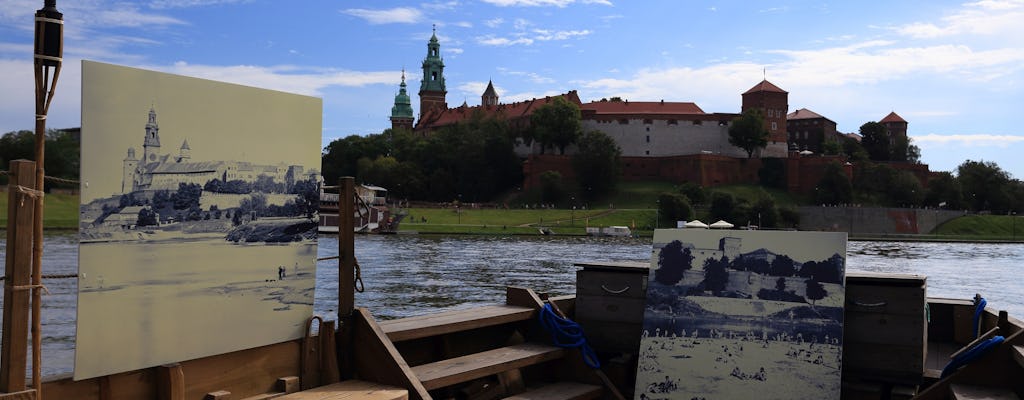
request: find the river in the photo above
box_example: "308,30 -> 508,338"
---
1,233 -> 1022,378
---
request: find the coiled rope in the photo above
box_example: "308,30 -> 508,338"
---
538,303 -> 600,369
973,296 -> 987,339
940,335 -> 1004,378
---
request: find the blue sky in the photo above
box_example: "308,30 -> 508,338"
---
2,1 -> 1023,179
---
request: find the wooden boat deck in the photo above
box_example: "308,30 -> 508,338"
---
379,305 -> 535,342
275,380 -> 408,400
410,343 -> 565,390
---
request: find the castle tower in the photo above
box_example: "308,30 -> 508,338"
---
177,139 -> 191,163
390,69 -> 415,131
419,26 -> 448,119
142,106 -> 161,164
122,147 -> 138,194
879,111 -> 908,146
741,80 -> 789,146
482,80 -> 499,107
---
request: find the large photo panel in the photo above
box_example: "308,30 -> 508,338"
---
637,229 -> 847,400
76,61 -> 321,380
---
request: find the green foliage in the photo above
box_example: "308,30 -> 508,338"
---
539,171 -> 567,204
859,122 -> 890,162
530,97 -> 583,155
572,130 -> 622,200
321,132 -> 391,184
924,171 -> 965,209
0,129 -> 79,187
749,193 -> 781,228
758,158 -> 786,189
841,136 -> 869,161
889,170 -> 924,207
708,192 -> 737,223
958,160 -> 1014,213
676,182 -> 707,205
728,109 -> 769,158
657,192 -> 694,226
815,162 -> 853,206
822,138 -> 842,156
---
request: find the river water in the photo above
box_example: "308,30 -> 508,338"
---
1,233 -> 1022,378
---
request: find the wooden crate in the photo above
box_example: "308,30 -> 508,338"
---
843,271 -> 927,385
574,262 -> 649,354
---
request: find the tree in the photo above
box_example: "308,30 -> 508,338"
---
805,279 -> 826,306
658,193 -> 694,227
748,191 -> 781,229
775,277 -> 787,292
708,192 -> 737,223
769,255 -> 796,277
172,183 -> 202,210
290,179 -> 320,218
889,170 -> 924,207
530,96 -> 582,155
539,171 -> 567,204
758,158 -> 786,189
728,109 -> 769,158
822,138 -> 842,156
677,182 -> 707,205
859,122 -> 891,161
958,160 -> 1013,213
924,171 -> 965,209
655,240 -> 694,286
572,130 -> 622,199
321,133 -> 391,184
841,136 -> 869,162
703,256 -> 730,295
814,162 -> 853,206
137,207 -> 158,226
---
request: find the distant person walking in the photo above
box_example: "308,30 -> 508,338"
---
278,266 -> 285,280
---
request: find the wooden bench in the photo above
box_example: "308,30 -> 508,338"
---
411,343 -> 565,390
273,380 -> 408,400
950,383 -> 1020,400
379,305 -> 535,342
503,382 -> 602,400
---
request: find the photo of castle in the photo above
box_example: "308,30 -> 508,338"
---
637,229 -> 846,400
75,60 -> 322,380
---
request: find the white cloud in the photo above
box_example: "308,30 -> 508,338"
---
453,21 -> 473,28
477,28 -> 591,47
422,1 -> 461,11
895,0 -> 1024,39
481,0 -> 612,7
913,133 -> 1024,147
484,18 -> 505,28
160,62 -> 401,96
477,36 -> 534,46
448,47 -> 464,55
343,7 -> 423,25
149,0 -> 251,9
533,29 -> 591,41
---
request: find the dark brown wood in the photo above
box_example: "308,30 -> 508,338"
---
203,390 -> 231,399
574,296 -> 645,324
350,308 -> 430,400
339,177 -> 356,318
506,287 -> 545,309
275,380 -> 408,400
410,343 -> 564,390
1,160 -> 36,393
0,389 -> 34,400
1012,345 -> 1024,369
948,383 -> 1019,400
157,364 -> 185,400
503,382 -> 602,400
379,305 -> 535,342
277,376 -> 300,394
575,270 -> 648,298
300,321 -> 321,390
320,321 -> 341,385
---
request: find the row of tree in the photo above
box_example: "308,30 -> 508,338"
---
0,129 -> 78,187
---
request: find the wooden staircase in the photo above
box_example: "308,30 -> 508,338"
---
375,287 -> 604,400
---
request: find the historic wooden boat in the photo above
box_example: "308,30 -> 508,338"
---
2,178 -> 1022,400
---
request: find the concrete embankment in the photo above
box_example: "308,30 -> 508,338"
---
797,206 -> 965,235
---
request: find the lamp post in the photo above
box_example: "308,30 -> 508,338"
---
32,0 -> 63,396
570,196 -> 575,227
655,200 -> 659,229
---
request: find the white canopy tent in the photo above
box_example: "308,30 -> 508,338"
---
709,220 -> 735,229
684,220 -> 709,229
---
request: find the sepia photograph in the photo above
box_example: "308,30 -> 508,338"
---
636,229 -> 847,400
75,61 -> 322,380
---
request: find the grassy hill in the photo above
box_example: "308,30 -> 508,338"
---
0,190 -> 79,229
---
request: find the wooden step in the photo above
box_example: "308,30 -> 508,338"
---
273,380 -> 408,400
503,382 -> 602,400
950,383 -> 1020,400
411,343 -> 566,390
1013,345 -> 1024,369
380,305 -> 536,342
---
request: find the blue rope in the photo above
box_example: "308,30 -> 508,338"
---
973,297 -> 987,339
940,335 -> 1004,378
538,304 -> 601,369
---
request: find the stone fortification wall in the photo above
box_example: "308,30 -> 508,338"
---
797,206 -> 965,235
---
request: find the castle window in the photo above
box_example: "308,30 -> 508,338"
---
668,119 -> 678,125
643,119 -> 653,125
646,135 -> 650,143
646,127 -> 650,132
771,122 -> 777,131
431,72 -> 437,81
619,119 -> 628,125
645,151 -> 650,155
693,120 -> 703,125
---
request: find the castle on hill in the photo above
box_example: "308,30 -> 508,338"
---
121,107 -> 316,194
388,28 -> 918,192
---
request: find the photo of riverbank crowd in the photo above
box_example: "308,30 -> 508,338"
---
637,229 -> 847,400
75,61 -> 322,380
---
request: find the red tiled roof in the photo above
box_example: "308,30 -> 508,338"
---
579,100 -> 705,115
786,108 -> 825,120
879,111 -> 907,123
416,90 -> 582,131
742,80 -> 788,95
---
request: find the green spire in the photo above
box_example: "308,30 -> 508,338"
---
420,25 -> 446,94
391,69 -> 414,119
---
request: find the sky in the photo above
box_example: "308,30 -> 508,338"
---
1,0 -> 1023,179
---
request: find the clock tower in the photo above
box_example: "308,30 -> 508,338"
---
419,26 -> 448,119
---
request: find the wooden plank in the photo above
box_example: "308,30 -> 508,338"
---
846,271 -> 926,285
204,390 -> 231,399
275,380 -> 407,400
846,283 -> 925,316
506,287 -> 545,309
503,382 -> 602,400
379,305 -> 535,342
575,271 -> 647,298
573,262 -> 649,272
340,177 -> 355,318
278,377 -> 300,394
842,342 -> 924,384
157,364 -> 185,400
0,389 -> 35,400
1,160 -> 36,393
574,295 -> 645,324
411,344 -> 565,390
844,311 -> 925,347
350,308 -> 430,400
1012,345 -> 1024,370
181,340 -> 302,399
949,384 -> 1020,400
320,321 -> 341,385
571,320 -> 642,354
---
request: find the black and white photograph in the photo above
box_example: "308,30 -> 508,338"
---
75,61 -> 322,380
636,229 -> 847,400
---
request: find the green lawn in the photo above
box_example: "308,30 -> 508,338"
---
399,207 -> 656,235
932,214 -> 1024,241
0,190 -> 79,229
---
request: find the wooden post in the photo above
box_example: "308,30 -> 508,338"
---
1,160 -> 37,393
156,363 -> 185,400
339,177 -> 355,318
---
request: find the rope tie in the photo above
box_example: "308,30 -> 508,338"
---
16,185 -> 44,206
12,284 -> 50,295
353,257 -> 364,293
941,335 -> 1004,378
538,303 -> 600,369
